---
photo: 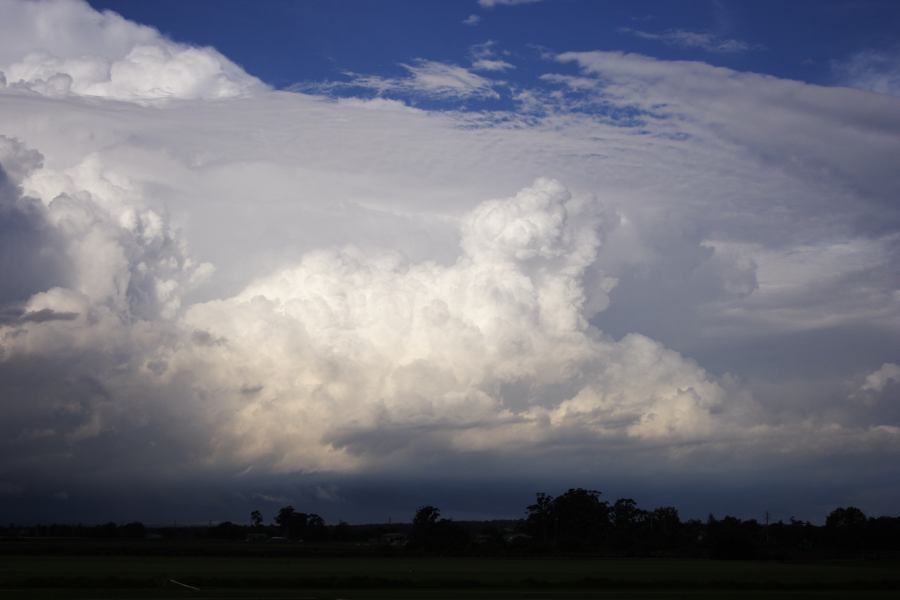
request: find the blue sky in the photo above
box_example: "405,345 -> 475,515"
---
88,0 -> 900,94
0,0 -> 899,524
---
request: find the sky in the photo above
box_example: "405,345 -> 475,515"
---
0,0 -> 898,526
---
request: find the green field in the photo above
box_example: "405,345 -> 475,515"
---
3,553 -> 900,599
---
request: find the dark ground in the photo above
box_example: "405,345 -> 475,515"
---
2,539 -> 900,599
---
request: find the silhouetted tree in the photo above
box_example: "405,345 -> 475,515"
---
612,498 -> 643,528
303,513 -> 326,540
611,498 -> 645,553
274,506 -> 326,540
866,515 -> 900,554
413,505 -> 441,528
275,505 -> 296,529
409,505 -> 469,554
526,488 -> 610,550
826,506 -> 867,552
645,506 -> 683,553
410,505 -> 441,550
826,506 -> 866,529
555,488 -> 610,549
525,493 -> 554,544
250,510 -> 263,528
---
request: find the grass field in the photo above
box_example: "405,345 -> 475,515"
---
2,552 -> 900,599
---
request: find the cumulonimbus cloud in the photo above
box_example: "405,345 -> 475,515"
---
171,178 -> 729,472
0,144 -> 733,479
1,0 -> 899,518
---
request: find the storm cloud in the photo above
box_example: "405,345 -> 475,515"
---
0,0 -> 898,523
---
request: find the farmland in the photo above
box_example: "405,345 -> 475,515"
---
3,544 -> 900,599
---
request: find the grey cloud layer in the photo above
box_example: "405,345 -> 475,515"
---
1,0 -> 899,519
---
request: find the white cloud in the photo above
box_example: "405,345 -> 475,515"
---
473,59 -> 515,72
0,0 -> 264,102
22,153 -> 213,319
693,235 -> 900,339
462,14 -> 481,26
478,0 -> 542,7
468,41 -> 514,73
619,27 -> 755,54
175,178 -> 729,471
861,363 -> 900,394
553,51 -> 900,221
311,60 -> 500,100
399,60 -> 500,99
833,49 -> 900,97
539,73 -> 598,90
545,51 -> 900,402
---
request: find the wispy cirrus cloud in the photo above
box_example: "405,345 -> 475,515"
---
472,59 -> 514,72
833,48 -> 900,97
469,40 -> 515,73
462,14 -> 481,26
478,0 -> 542,7
619,27 -> 757,54
398,60 -> 500,98
298,59 -> 501,101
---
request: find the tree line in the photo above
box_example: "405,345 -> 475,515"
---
4,488 -> 899,559
402,489 -> 900,559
